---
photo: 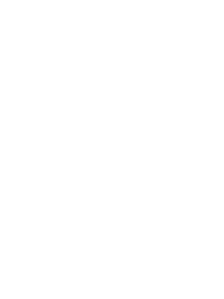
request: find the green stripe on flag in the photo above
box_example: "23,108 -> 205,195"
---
128,8 -> 154,18
90,147 -> 113,170
16,172 -> 39,224
189,27 -> 214,41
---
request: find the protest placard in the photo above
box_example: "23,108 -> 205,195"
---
73,43 -> 148,111
79,181 -> 204,274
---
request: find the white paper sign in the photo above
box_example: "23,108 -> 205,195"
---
78,181 -> 204,274
73,43 -> 148,111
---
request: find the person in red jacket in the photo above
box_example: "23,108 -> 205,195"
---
201,0 -> 213,14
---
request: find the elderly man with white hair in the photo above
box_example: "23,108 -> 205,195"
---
33,79 -> 224,299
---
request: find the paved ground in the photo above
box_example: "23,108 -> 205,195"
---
0,220 -> 42,299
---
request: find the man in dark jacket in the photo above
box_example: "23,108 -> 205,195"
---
102,18 -> 114,39
0,87 -> 33,279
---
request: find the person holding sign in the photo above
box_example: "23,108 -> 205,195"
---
33,79 -> 224,299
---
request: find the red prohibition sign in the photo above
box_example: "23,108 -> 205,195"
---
101,183 -> 161,244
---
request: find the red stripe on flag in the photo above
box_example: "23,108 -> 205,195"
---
184,15 -> 213,31
129,1 -> 155,6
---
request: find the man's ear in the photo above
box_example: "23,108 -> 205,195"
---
184,131 -> 197,162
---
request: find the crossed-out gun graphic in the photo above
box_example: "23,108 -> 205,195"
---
103,208 -> 160,225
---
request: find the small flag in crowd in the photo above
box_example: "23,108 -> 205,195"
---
129,0 -> 155,18
17,63 -> 70,224
184,15 -> 214,41
34,86 -> 112,231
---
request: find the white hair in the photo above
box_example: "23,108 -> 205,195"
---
134,79 -> 224,151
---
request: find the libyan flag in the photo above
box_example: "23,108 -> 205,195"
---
34,86 -> 113,231
184,15 -> 214,41
129,0 -> 155,18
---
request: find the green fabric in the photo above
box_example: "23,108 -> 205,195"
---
16,172 -> 39,224
90,146 -> 113,170
189,27 -> 214,41
129,8 -> 154,18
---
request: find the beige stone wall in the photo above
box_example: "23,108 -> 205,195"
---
0,0 -> 222,48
